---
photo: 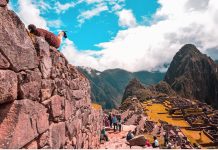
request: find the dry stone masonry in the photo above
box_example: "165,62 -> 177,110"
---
0,3 -> 103,149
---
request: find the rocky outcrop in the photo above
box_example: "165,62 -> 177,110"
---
120,96 -> 143,112
0,5 -> 102,149
164,44 -> 218,108
122,78 -> 147,102
149,81 -> 176,96
122,79 -> 175,103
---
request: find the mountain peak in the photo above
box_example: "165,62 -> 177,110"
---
174,44 -> 203,63
164,44 -> 218,108
179,44 -> 201,55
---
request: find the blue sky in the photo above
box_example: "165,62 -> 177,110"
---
9,0 -> 218,72
10,0 -> 160,50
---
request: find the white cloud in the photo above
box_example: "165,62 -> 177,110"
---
112,3 -> 122,11
33,0 -> 51,12
17,0 -> 48,29
85,0 -> 102,4
63,0 -> 218,72
77,3 -> 108,25
54,1 -> 77,14
77,0 -> 125,25
47,20 -> 62,29
117,9 -> 137,28
61,39 -> 100,68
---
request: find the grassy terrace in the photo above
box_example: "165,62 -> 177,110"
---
143,101 -> 213,146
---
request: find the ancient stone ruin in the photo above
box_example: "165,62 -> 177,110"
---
0,3 -> 103,149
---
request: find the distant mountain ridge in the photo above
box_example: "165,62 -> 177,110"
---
78,67 -> 165,109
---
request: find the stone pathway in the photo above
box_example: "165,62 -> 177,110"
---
100,125 -> 152,149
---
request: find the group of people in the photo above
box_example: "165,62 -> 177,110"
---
107,113 -> 122,132
100,113 -> 123,143
101,112 -> 160,148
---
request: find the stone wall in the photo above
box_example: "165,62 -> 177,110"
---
0,4 -> 103,149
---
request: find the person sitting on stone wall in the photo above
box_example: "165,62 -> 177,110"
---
126,130 -> 134,141
164,132 -> 169,146
152,136 -> 159,148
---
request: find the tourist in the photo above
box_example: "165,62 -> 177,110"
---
152,136 -> 159,148
112,115 -> 118,132
166,142 -> 172,149
108,113 -> 112,128
126,130 -> 134,141
193,143 -> 201,149
100,127 -> 109,142
199,132 -> 202,140
104,115 -> 110,127
145,139 -> 151,147
181,143 -> 188,149
117,115 -> 122,132
164,132 -> 169,146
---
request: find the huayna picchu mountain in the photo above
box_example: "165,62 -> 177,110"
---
164,44 -> 218,108
122,44 -> 218,109
78,67 -> 165,109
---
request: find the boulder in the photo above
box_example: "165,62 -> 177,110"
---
65,99 -> 76,120
24,140 -> 38,149
0,52 -> 10,68
0,8 -> 38,72
0,99 -> 49,148
81,110 -> 91,125
0,70 -> 17,104
128,135 -> 146,147
35,37 -> 52,79
71,90 -> 86,100
76,130 -> 83,148
50,95 -> 65,121
50,49 -> 67,67
54,78 -> 67,96
41,79 -> 55,101
66,118 -> 82,139
49,122 -> 66,149
17,69 -> 41,101
38,131 -> 49,148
